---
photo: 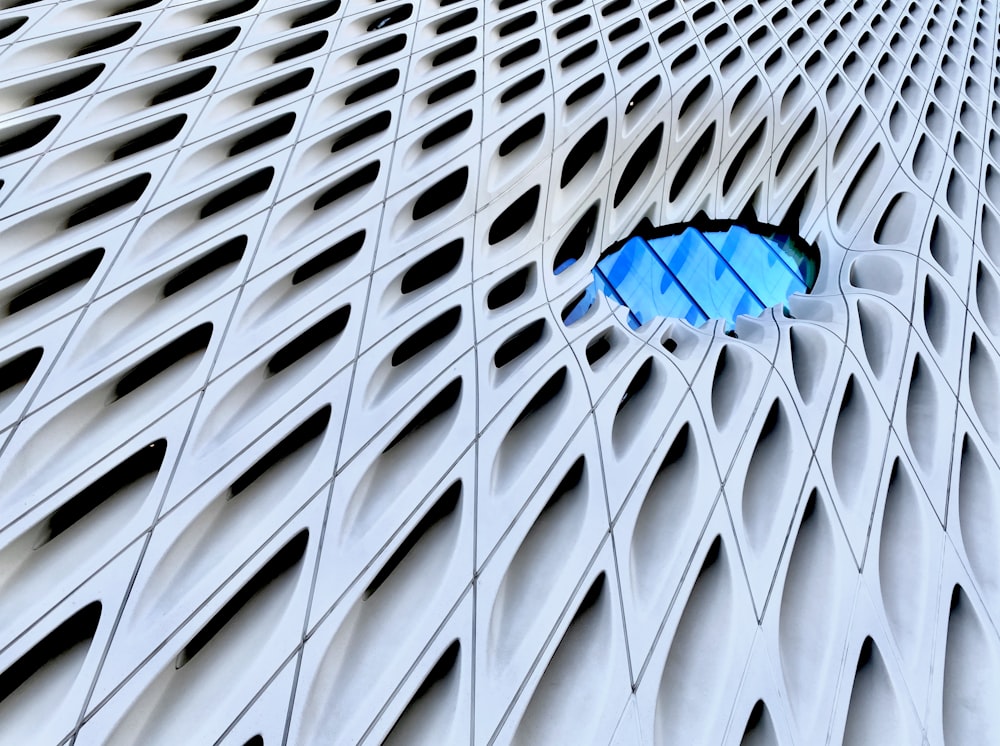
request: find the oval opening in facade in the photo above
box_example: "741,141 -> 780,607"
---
562,218 -> 819,329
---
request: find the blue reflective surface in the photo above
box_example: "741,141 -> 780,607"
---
566,225 -> 815,329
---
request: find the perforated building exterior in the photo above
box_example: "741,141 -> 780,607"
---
0,0 -> 997,742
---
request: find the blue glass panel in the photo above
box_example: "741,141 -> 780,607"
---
563,281 -> 600,326
554,257 -> 577,275
652,230 -> 766,323
562,223 -> 816,329
704,229 -> 806,308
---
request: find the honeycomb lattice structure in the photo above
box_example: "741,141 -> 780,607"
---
0,0 -> 997,742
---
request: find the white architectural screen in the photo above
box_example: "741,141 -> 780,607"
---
0,0 -> 996,742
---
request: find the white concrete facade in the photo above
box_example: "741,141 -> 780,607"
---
0,0 -> 996,742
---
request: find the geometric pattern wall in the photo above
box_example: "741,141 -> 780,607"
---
0,0 -> 997,741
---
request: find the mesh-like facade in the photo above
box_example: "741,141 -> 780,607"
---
0,0 -> 997,742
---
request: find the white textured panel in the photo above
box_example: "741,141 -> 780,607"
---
0,0 -> 997,742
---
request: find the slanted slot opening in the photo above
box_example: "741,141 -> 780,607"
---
427,70 -> 474,104
252,68 -> 314,106
488,186 -> 540,244
204,0 -> 260,23
32,65 -> 104,105
357,34 -> 407,66
382,379 -> 462,453
494,319 -> 546,369
500,69 -> 544,104
614,123 -> 663,206
421,110 -> 473,150
364,481 -> 461,598
176,530 -> 308,668
40,440 -> 166,546
228,113 -> 296,157
7,249 -> 104,315
553,203 -> 598,274
148,67 -> 216,106
345,69 -> 400,105
313,162 -> 380,210
0,115 -> 59,157
113,323 -> 213,401
266,305 -> 351,376
432,37 -> 477,67
163,236 -> 246,297
412,168 -> 468,220
229,406 -> 331,497
561,120 -> 607,188
292,231 -> 366,285
0,347 -> 43,402
400,239 -> 462,294
391,308 -> 461,367
487,265 -> 532,309
199,168 -> 274,219
499,114 -> 544,158
273,30 -> 328,63
179,27 -> 241,61
330,111 -> 391,152
65,175 -> 150,228
112,115 -> 187,160
290,0 -> 341,27
0,603 -> 101,705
